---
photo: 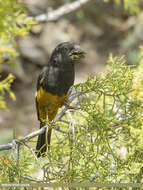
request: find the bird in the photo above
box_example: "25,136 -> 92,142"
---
35,42 -> 85,157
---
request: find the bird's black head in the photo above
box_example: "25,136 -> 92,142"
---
49,42 -> 85,66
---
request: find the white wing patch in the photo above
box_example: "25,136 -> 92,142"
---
35,91 -> 38,98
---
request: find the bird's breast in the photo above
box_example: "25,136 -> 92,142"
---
37,86 -> 67,110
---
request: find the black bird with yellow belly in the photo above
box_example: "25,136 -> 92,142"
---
35,42 -> 85,157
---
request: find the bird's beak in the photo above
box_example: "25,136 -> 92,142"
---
69,45 -> 86,61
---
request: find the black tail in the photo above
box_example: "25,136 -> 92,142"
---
36,123 -> 52,157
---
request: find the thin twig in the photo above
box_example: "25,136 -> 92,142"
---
21,175 -> 43,182
12,139 -> 19,167
23,125 -> 48,141
35,0 -> 92,23
59,119 -> 70,124
54,91 -> 84,122
54,127 -> 67,134
67,110 -> 76,144
23,142 -> 43,169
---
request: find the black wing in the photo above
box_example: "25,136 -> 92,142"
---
35,66 -> 49,121
37,66 -> 49,91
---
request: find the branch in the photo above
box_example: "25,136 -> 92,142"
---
67,110 -> 76,144
35,0 -> 92,23
54,91 -> 84,121
0,125 -> 49,152
23,142 -> 43,169
21,175 -> 43,182
0,143 -> 13,151
0,91 -> 84,152
12,140 -> 20,166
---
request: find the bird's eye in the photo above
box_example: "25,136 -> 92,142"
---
64,47 -> 68,51
53,59 -> 59,67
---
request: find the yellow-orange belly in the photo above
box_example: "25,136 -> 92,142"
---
36,87 -> 66,121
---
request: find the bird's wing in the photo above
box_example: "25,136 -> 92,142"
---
35,66 -> 49,121
36,66 -> 49,91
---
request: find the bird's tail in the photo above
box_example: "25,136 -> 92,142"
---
36,123 -> 52,157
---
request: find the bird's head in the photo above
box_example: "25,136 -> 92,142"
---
50,42 -> 85,66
